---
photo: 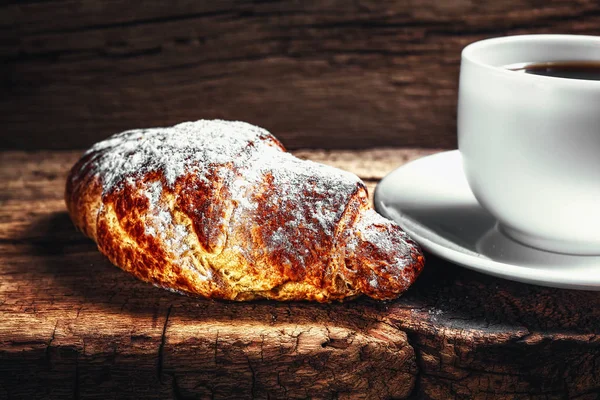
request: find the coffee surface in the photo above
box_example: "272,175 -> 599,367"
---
507,61 -> 600,81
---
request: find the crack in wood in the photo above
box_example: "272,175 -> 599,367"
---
214,330 -> 219,367
25,9 -> 235,37
246,355 -> 257,398
157,304 -> 173,382
171,374 -> 183,400
45,320 -> 59,362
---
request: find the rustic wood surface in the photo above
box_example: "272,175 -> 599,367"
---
3,1 -> 600,150
1,149 -> 599,400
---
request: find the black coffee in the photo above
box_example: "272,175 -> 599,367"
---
507,61 -> 600,81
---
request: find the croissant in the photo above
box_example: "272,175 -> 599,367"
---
65,120 -> 424,302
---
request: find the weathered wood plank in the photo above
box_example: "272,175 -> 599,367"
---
3,0 -> 600,150
1,150 -> 599,399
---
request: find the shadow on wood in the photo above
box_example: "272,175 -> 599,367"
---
11,211 -> 417,399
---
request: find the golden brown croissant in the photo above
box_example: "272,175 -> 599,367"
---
65,120 -> 424,302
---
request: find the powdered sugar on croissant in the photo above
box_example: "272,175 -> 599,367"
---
66,120 -> 424,301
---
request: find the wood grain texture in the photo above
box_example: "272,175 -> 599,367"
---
1,149 -> 599,399
3,1 -> 600,150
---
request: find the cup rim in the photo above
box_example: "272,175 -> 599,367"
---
461,34 -> 600,87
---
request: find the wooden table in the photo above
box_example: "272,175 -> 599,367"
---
5,1 -> 600,152
1,150 -> 599,400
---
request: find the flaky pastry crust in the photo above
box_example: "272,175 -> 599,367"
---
66,120 -> 424,302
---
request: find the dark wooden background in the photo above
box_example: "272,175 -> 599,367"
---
3,0 -> 600,150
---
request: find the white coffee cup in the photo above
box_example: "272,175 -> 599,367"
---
458,35 -> 600,255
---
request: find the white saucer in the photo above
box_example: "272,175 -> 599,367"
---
374,150 -> 600,290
